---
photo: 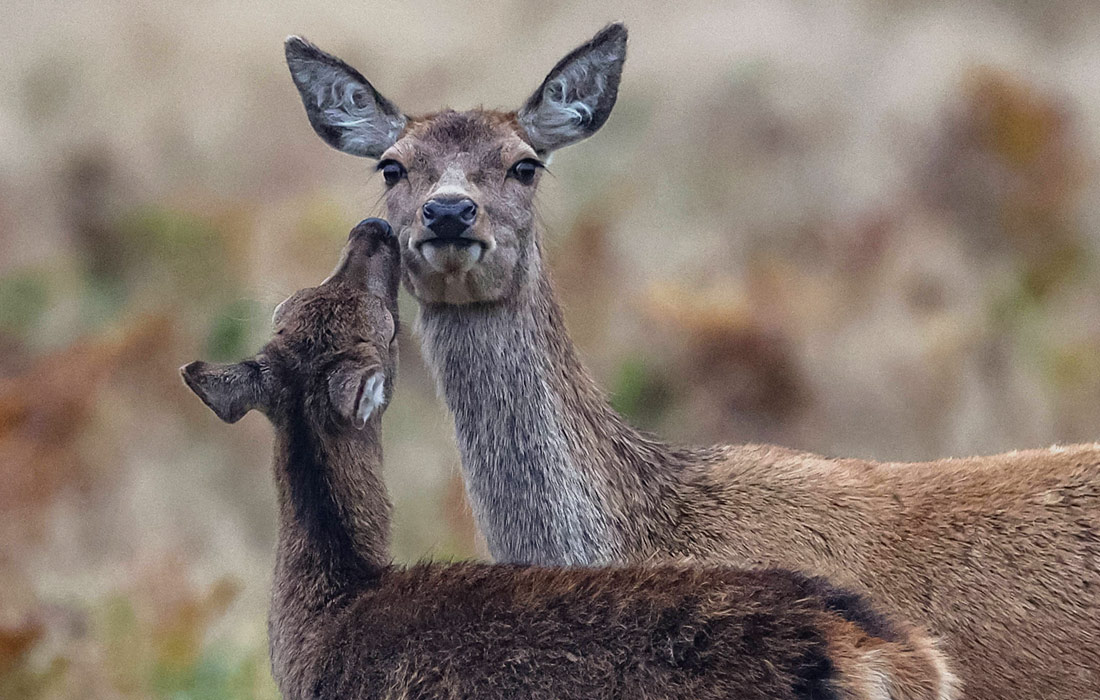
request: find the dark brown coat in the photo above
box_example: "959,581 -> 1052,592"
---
284,24 -> 1100,700
182,219 -> 955,700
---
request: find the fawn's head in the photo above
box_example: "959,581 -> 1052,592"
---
182,218 -> 401,431
285,24 -> 627,305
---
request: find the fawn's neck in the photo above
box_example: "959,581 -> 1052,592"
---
418,261 -> 679,565
270,398 -> 391,610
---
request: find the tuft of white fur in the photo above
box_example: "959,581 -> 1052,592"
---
855,652 -> 894,700
355,371 -> 386,428
929,642 -> 961,700
272,294 -> 291,325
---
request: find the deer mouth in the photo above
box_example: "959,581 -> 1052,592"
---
416,237 -> 487,274
418,237 -> 484,250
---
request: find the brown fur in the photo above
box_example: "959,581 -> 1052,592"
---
394,107 -> 1099,700
284,25 -> 1098,698
183,219 -> 954,700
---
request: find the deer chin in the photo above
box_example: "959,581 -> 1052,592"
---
401,227 -> 518,305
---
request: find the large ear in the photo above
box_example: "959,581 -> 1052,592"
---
328,364 -> 386,429
180,360 -> 268,424
284,36 -> 407,158
517,23 -> 627,155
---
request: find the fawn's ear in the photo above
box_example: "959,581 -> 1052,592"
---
328,364 -> 386,429
180,360 -> 268,424
517,23 -> 627,155
285,36 -> 407,158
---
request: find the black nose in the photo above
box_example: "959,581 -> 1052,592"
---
349,217 -> 394,242
422,198 -> 477,238
346,217 -> 397,257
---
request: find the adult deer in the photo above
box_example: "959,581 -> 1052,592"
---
286,24 -> 1099,700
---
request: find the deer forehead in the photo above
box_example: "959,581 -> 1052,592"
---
382,111 -> 538,181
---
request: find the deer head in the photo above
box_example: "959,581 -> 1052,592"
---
285,24 -> 627,305
182,218 -> 401,429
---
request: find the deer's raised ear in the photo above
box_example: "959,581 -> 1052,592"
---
180,360 -> 268,424
517,23 -> 627,154
285,36 -> 407,158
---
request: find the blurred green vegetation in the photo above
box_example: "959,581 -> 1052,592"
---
1,583 -> 277,700
205,300 -> 268,362
115,205 -> 233,300
610,354 -> 672,430
0,270 -> 51,337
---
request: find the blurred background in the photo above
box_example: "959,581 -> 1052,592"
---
3,1 -> 1100,697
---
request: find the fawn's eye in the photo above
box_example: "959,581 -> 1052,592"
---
378,160 -> 407,187
509,159 -> 543,185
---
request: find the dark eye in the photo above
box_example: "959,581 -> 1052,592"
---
378,160 -> 407,186
509,158 -> 543,185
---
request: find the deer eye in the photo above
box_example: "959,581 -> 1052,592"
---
509,159 -> 543,185
378,160 -> 407,186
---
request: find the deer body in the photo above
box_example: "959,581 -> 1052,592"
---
285,24 -> 1099,699
421,274 -> 1100,697
183,219 -> 955,700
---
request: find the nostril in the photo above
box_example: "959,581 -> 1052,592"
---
422,197 -> 478,238
458,200 -> 477,225
422,201 -> 440,225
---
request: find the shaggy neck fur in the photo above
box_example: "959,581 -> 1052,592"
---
417,240 -> 695,565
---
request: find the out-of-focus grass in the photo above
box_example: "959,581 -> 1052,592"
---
205,299 -> 268,362
115,206 -> 232,299
610,354 -> 673,430
2,582 -> 277,700
0,270 -> 51,338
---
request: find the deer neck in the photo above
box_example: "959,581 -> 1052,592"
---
417,250 -> 673,566
270,397 -> 391,612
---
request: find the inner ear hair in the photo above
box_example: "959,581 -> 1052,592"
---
284,36 -> 408,158
518,23 -> 628,154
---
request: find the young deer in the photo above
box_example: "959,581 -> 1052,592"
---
182,218 -> 954,700
285,24 -> 1099,700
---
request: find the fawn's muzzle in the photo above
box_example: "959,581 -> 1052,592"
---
325,218 -> 400,300
349,217 -> 395,245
